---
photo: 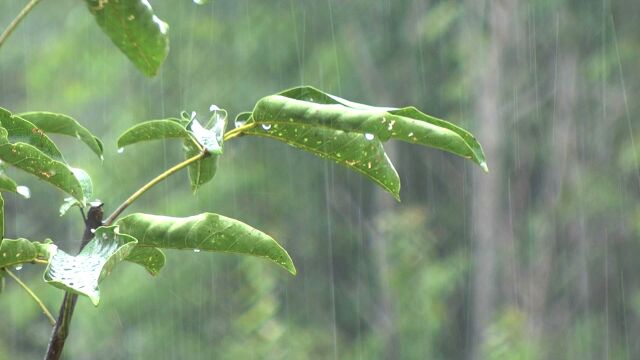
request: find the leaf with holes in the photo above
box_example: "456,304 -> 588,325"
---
43,226 -> 137,305
18,112 -> 103,158
85,0 -> 169,77
116,213 -> 296,275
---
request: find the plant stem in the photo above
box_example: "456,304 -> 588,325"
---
223,123 -> 256,141
4,268 -> 56,326
45,132 -> 233,358
0,0 -> 42,50
104,151 -> 206,225
45,205 -> 104,360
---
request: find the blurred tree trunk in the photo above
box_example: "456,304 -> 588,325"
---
528,49 -> 578,339
469,0 -> 511,358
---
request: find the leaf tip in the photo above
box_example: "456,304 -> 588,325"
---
287,264 -> 297,276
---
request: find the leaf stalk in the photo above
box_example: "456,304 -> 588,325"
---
0,0 -> 42,50
4,268 -> 56,326
104,151 -> 206,225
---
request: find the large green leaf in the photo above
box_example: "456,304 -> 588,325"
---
125,247 -> 165,275
240,112 -> 401,199
116,213 -> 296,275
0,108 -> 63,160
0,238 -> 56,268
117,119 -> 190,149
251,86 -> 488,171
85,0 -> 170,77
0,142 -> 84,202
18,112 -> 103,158
43,226 -> 137,305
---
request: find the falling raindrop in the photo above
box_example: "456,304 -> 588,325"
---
117,147 -> 125,154
193,249 -> 201,253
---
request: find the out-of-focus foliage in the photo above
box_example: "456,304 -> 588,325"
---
0,0 -> 639,359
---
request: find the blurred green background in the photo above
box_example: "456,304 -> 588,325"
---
1,0 -> 640,359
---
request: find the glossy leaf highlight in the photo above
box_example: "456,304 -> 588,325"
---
116,213 -> 296,275
86,0 -> 170,77
117,119 -> 190,149
18,112 -> 104,158
0,142 -> 84,202
0,239 -> 56,268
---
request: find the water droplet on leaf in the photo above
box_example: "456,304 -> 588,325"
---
193,249 -> 201,253
235,118 -> 247,128
364,133 -> 375,141
117,148 -> 124,154
16,186 -> 30,199
262,124 -> 272,131
14,265 -> 23,271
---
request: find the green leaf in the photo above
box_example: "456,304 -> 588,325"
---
0,238 -> 56,268
85,0 -> 169,77
117,119 -> 190,149
125,247 -> 165,275
18,112 -> 104,158
59,167 -> 94,216
243,114 -> 401,199
184,141 -> 218,192
187,107 -> 227,154
43,226 -> 137,305
0,192 -> 3,239
183,108 -> 227,191
116,213 -> 296,275
251,86 -> 487,171
0,142 -> 84,202
0,108 -> 63,160
0,172 -> 31,199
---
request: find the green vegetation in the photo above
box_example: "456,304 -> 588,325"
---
1,0 -> 638,359
0,1 -> 485,358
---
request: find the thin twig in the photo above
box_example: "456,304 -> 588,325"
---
223,123 -> 256,141
104,151 -> 206,225
4,268 -> 56,326
0,0 -> 43,50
